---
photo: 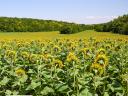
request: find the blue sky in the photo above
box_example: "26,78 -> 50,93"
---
0,0 -> 128,24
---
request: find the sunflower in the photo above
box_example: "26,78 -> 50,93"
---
91,63 -> 102,69
53,59 -> 64,68
21,52 -> 29,60
66,52 -> 78,62
91,63 -> 104,75
15,68 -> 26,77
97,48 -> 106,55
29,54 -> 39,64
80,48 -> 91,56
105,44 -> 111,49
5,50 -> 16,59
17,43 -> 23,48
2,45 -> 10,50
53,45 -> 61,52
43,53 -> 52,59
94,55 -> 108,67
115,45 -> 121,51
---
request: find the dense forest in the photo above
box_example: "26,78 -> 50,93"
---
94,14 -> 128,35
0,14 -> 128,35
0,17 -> 93,33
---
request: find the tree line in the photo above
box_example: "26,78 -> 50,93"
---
94,14 -> 128,35
0,14 -> 128,35
0,17 -> 93,33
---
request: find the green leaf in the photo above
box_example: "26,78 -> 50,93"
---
19,75 -> 28,83
26,81 -> 41,90
12,90 -> 19,95
5,90 -> 12,95
31,81 -> 41,89
57,85 -> 69,92
103,92 -> 109,96
80,88 -> 92,96
78,78 -> 89,85
0,77 -> 9,86
107,84 -> 114,92
28,69 -> 34,73
41,86 -> 54,95
116,92 -> 124,96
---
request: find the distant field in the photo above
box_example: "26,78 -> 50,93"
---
0,30 -> 127,41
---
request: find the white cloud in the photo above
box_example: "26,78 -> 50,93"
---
38,16 -> 118,24
84,16 -> 118,20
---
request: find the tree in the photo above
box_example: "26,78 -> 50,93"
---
122,23 -> 128,35
60,26 -> 73,34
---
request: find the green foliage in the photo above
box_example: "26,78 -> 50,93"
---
122,23 -> 128,35
94,14 -> 128,35
60,25 -> 81,34
60,26 -> 73,34
0,17 -> 93,33
0,14 -> 128,35
94,24 -> 104,32
0,38 -> 128,95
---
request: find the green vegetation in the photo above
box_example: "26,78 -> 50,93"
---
0,17 -> 93,33
0,31 -> 127,41
0,38 -> 128,96
94,14 -> 128,35
0,14 -> 128,35
60,25 -> 81,34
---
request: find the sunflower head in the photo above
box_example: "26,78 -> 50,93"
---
40,42 -> 45,47
21,52 -> 29,60
97,48 -> 106,55
80,48 -> 91,56
15,68 -> 26,77
29,54 -> 38,64
68,45 -> 76,51
17,43 -> 23,48
105,44 -> 111,49
91,63 -> 102,69
53,45 -> 61,52
115,45 -> 121,51
5,50 -> 16,59
91,63 -> 104,75
2,45 -> 10,50
95,55 -> 108,67
53,59 -> 64,68
66,52 -> 78,62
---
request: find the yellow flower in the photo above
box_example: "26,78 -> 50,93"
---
2,45 -> 11,50
94,55 -> 108,67
80,48 -> 90,56
15,68 -> 26,77
91,63 -> 104,75
66,52 -> 78,62
105,44 -> 111,49
40,53 -> 53,63
53,59 -> 64,68
53,45 -> 61,52
91,54 -> 108,75
91,63 -> 103,70
17,43 -> 23,48
68,45 -> 76,51
97,48 -> 106,55
43,53 -> 52,59
115,45 -> 121,51
5,50 -> 16,59
29,54 -> 38,63
21,52 -> 29,60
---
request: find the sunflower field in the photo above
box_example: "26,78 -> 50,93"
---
0,37 -> 128,96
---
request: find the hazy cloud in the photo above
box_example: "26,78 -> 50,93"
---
51,16 -> 118,24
